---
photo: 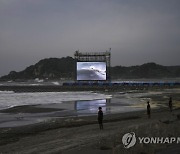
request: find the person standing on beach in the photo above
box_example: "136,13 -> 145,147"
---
147,101 -> 151,119
98,107 -> 103,130
169,97 -> 172,112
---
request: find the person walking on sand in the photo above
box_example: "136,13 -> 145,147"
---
98,107 -> 103,130
169,97 -> 172,112
147,101 -> 151,119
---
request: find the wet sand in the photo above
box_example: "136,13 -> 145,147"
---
0,88 -> 180,153
0,88 -> 179,129
1,105 -> 64,113
0,108 -> 179,154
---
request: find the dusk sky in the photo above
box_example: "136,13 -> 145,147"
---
0,0 -> 180,76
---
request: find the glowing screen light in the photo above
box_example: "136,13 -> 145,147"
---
75,99 -> 106,113
77,62 -> 106,80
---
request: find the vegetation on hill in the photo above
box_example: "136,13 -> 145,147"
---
111,62 -> 180,79
0,57 -> 75,80
0,57 -> 180,81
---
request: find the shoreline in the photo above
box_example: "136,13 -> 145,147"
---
0,88 -> 180,128
0,88 -> 179,153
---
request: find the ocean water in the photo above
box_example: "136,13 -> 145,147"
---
0,91 -> 112,110
0,88 -> 179,127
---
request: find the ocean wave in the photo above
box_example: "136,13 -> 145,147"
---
0,91 -> 14,94
0,91 -> 112,110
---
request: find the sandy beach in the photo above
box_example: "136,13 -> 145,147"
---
0,108 -> 179,154
0,88 -> 180,154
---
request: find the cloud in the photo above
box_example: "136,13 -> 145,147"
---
0,0 -> 180,76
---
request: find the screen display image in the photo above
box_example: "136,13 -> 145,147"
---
77,62 -> 106,80
75,99 -> 106,114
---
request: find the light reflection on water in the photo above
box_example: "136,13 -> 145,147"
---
75,99 -> 107,114
0,89 -> 179,128
74,98 -> 144,115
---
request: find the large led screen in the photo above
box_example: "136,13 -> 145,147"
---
77,62 -> 106,80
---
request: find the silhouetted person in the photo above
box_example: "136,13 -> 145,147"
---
147,101 -> 151,119
98,107 -> 103,130
169,97 -> 172,112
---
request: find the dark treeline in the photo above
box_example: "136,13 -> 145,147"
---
0,57 -> 180,80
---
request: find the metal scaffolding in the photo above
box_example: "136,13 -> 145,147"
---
74,49 -> 111,81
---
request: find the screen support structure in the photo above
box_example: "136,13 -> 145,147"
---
74,49 -> 111,82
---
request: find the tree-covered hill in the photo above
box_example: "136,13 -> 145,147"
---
0,57 -> 75,80
111,63 -> 180,79
0,57 -> 180,81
